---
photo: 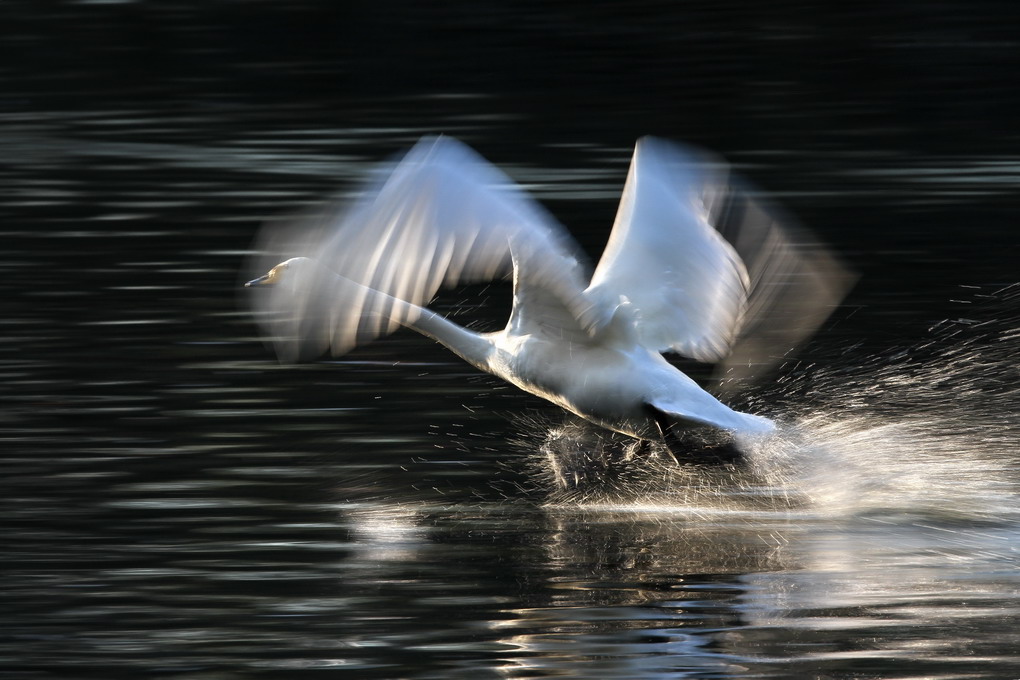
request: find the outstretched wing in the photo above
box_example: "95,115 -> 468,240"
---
586,137 -> 853,381
586,137 -> 748,362
248,136 -> 593,358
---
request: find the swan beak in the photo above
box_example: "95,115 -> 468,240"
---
245,273 -> 272,287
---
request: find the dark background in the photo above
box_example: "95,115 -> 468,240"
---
2,3 -> 1019,678
6,1 -> 1020,149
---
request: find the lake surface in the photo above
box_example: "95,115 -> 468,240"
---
3,4 -> 1020,678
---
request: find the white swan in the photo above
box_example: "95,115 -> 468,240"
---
246,136 -> 851,463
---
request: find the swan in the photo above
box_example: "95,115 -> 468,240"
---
245,136 -> 851,464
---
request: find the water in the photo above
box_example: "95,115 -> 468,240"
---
3,4 -> 1020,678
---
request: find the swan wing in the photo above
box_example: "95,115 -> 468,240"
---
707,181 -> 856,390
249,136 -> 592,358
504,249 -> 595,343
587,137 -> 853,382
587,137 -> 748,362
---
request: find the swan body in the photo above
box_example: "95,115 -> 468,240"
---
486,304 -> 775,439
246,136 -> 850,462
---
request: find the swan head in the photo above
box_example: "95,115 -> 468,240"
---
245,257 -> 315,288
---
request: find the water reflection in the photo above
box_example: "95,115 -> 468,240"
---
730,521 -> 1020,674
495,510 -> 771,678
485,502 -> 1020,677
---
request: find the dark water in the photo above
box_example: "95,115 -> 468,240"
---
3,4 -> 1020,678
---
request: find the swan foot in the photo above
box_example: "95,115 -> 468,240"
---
645,404 -> 745,467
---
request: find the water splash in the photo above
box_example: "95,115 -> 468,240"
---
523,285 -> 1020,522
747,415 -> 1018,521
753,284 -> 1020,520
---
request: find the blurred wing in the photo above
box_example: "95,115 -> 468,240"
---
588,136 -> 853,384
505,251 -> 594,344
587,137 -> 748,362
707,182 -> 856,390
248,136 -> 592,359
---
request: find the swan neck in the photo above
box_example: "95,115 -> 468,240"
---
302,260 -> 494,368
406,309 -> 494,368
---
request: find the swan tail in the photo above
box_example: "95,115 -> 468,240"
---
646,397 -> 776,438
